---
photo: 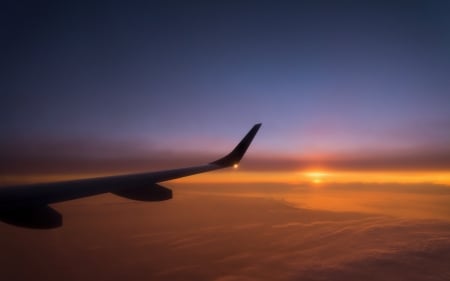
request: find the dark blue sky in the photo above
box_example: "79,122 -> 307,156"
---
2,0 -> 450,173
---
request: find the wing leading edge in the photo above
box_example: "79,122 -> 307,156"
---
0,124 -> 261,228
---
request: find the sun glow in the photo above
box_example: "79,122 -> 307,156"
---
4,170 -> 450,187
305,171 -> 328,184
172,170 -> 450,185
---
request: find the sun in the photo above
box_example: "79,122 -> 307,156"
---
305,171 -> 327,184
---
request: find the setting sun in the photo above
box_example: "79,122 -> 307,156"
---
305,171 -> 328,184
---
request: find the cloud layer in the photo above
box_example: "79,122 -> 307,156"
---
1,183 -> 450,281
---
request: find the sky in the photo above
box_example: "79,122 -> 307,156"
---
3,2 -> 450,280
1,0 -> 450,184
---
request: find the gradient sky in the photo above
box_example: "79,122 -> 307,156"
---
2,0 -> 450,182
3,3 -> 450,280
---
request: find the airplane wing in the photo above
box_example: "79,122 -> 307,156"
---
0,123 -> 261,228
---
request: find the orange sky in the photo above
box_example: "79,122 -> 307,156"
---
173,169 -> 450,185
1,142 -> 450,186
3,168 -> 450,187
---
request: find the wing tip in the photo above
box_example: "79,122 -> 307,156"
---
210,123 -> 261,167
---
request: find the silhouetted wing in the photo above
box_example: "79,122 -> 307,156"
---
0,124 -> 261,209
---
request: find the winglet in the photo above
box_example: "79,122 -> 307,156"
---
210,123 -> 261,167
